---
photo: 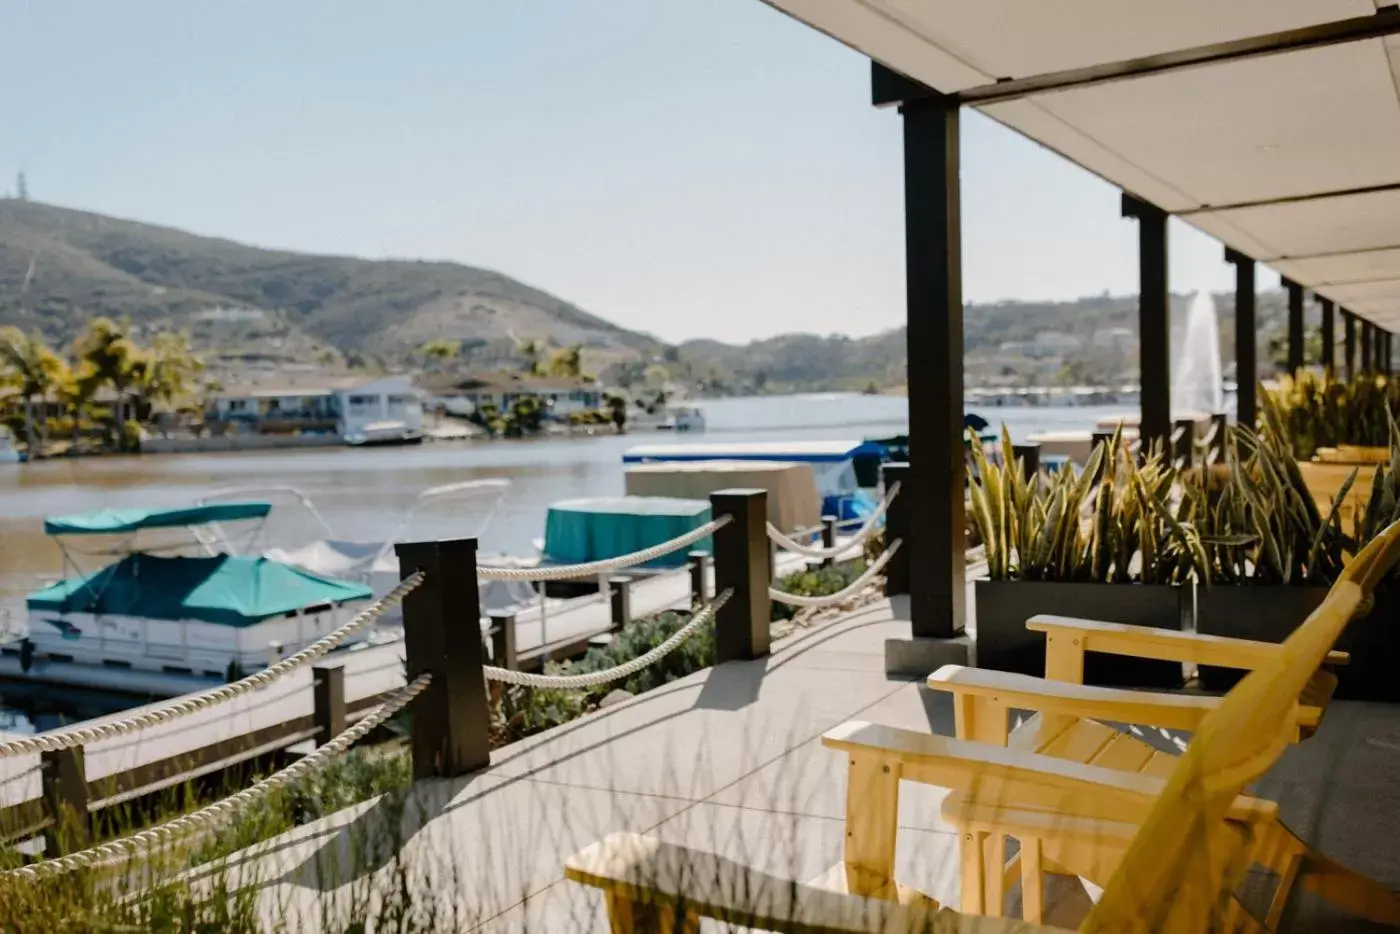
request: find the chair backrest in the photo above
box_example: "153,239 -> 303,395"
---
1083,519 -> 1400,933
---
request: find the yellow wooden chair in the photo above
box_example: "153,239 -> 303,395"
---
836,520 -> 1400,928
563,524 -> 1400,933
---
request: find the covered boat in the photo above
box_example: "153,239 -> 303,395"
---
7,503 -> 376,696
542,496 -> 713,570
622,440 -> 886,522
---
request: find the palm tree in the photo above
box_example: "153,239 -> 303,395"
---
74,318 -> 144,444
0,328 -> 67,454
548,344 -> 583,379
516,339 -> 543,376
134,331 -> 205,430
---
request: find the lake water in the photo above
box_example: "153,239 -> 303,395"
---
0,393 -> 1133,730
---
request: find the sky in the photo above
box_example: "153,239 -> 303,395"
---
1,0 -> 1280,344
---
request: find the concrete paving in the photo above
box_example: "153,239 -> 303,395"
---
206,596 -> 1400,933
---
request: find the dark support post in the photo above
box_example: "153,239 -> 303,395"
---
489,614 -> 517,670
1363,321 -> 1374,373
1172,418 -> 1195,469
1345,310 -> 1357,379
710,489 -> 770,663
883,64 -> 966,638
687,550 -> 708,605
1284,278 -> 1305,375
1011,442 -> 1041,482
820,515 -> 838,568
312,665 -> 346,747
881,462 -> 910,597
41,746 -> 88,854
1225,249 -> 1257,428
1319,297 -> 1336,375
608,576 -> 632,632
1387,332 -> 1394,374
395,538 -> 490,779
1123,195 -> 1170,453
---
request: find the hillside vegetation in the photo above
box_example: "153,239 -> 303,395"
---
0,200 -> 659,360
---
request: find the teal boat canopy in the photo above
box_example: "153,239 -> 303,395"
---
543,496 -> 712,569
44,502 -> 273,536
26,553 -> 373,626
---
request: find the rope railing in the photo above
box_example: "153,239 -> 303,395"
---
2,673 -> 432,881
765,481 -> 901,559
477,517 -> 732,582
482,589 -> 732,689
768,540 -> 901,609
0,572 -> 426,760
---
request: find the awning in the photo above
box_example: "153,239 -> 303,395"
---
623,440 -> 884,464
27,553 -> 372,626
759,2 -> 1400,328
44,502 -> 273,536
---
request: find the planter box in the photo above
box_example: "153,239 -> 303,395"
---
974,580 -> 1184,688
1195,586 -> 1329,691
1296,460 -> 1376,529
1198,583 -> 1400,702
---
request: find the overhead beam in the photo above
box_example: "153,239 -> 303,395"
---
876,61 -> 966,638
1179,180 -> 1400,216
1124,194 -> 1170,453
1284,278 -> 1305,375
1259,242 -> 1400,265
1225,248 -> 1257,428
935,8 -> 1400,107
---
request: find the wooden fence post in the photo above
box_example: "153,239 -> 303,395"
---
688,550 -> 708,605
821,515 -> 838,568
609,576 -> 632,632
41,746 -> 88,855
710,489 -> 771,663
1211,412 -> 1228,465
881,463 -> 910,597
395,538 -> 491,779
312,665 -> 346,748
1173,417 -> 1196,469
490,614 -> 518,670
1011,442 -> 1041,483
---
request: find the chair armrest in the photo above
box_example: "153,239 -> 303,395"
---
927,665 -> 1224,732
822,720 -> 1276,826
565,832 -> 1066,933
1026,615 -> 1349,669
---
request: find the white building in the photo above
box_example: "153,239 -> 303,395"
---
204,375 -> 424,445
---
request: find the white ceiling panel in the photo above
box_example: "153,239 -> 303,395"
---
1273,247 -> 1400,285
873,0 -> 1375,80
759,0 -> 992,91
1318,278 -> 1400,304
1193,188 -> 1400,260
1016,40 -> 1400,208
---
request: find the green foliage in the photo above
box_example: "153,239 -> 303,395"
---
769,562 -> 867,622
968,426 -> 1208,585
1265,370 -> 1399,459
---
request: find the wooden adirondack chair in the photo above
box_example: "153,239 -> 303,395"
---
563,523 -> 1400,933
837,520 -> 1400,929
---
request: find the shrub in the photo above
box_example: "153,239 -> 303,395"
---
769,562 -> 867,622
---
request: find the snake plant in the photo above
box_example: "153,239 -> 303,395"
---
1264,371 -> 1399,459
969,426 -> 1208,585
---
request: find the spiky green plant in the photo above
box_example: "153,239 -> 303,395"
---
1265,371 -> 1399,458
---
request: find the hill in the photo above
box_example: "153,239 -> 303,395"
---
0,200 -> 660,363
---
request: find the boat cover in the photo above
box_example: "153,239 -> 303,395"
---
44,503 -> 272,536
27,553 -> 372,626
543,497 -> 711,569
625,461 -> 819,532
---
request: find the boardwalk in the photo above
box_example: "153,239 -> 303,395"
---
199,597 -> 1400,932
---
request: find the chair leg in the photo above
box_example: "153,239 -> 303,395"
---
1021,837 -> 1045,924
960,830 -> 988,914
983,833 -> 1007,917
843,755 -> 901,899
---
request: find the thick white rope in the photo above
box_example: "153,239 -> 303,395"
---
2,673 -> 431,881
765,481 -> 901,559
477,517 -> 731,582
483,589 -> 732,689
0,572 -> 425,760
768,540 -> 902,608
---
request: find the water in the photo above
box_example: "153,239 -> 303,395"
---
0,393 -> 1133,729
1172,290 -> 1225,417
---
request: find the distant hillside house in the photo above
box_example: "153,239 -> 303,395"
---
418,372 -> 602,418
205,375 -> 423,439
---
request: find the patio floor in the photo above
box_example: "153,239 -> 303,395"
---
213,596 -> 1400,932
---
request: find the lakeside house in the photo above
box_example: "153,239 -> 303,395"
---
0,385 -> 139,426
204,375 -> 424,440
417,371 -> 603,418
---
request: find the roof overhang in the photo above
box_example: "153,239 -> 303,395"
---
760,1 -> 1400,328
